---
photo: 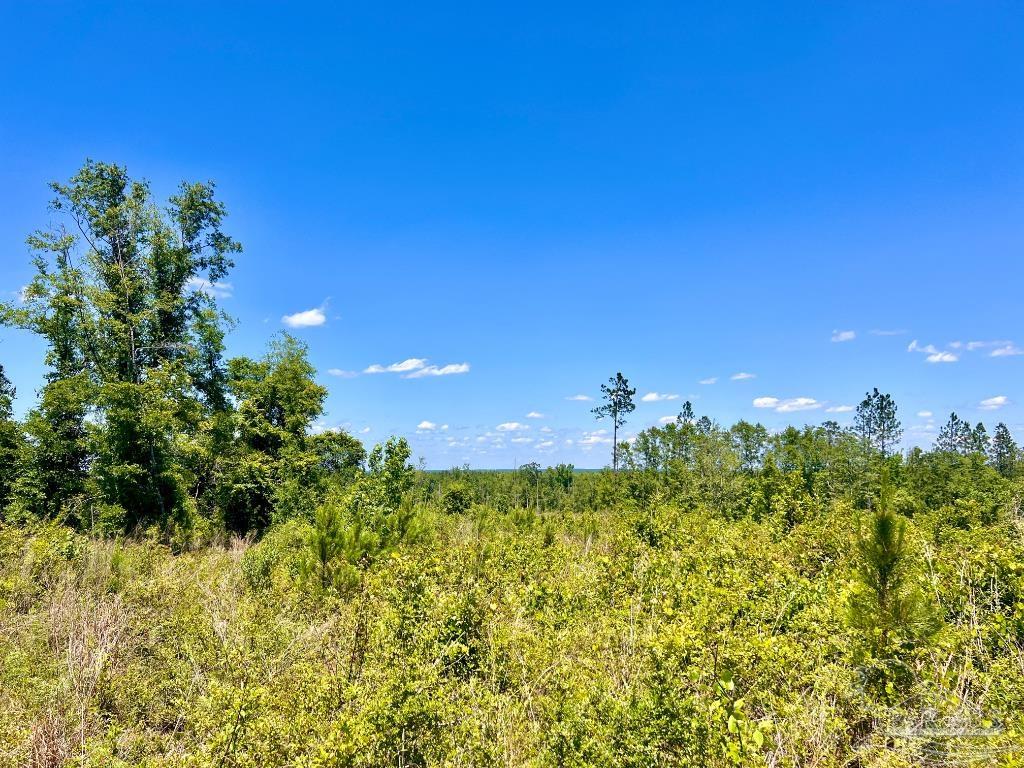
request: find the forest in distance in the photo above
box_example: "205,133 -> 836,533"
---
1,162 -> 1023,766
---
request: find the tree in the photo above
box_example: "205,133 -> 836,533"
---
2,160 -> 240,528
0,364 -> 23,511
219,334 -> 329,532
935,412 -> 974,455
591,372 -> 636,472
853,388 -> 902,456
849,483 -> 935,656
990,423 -> 1018,477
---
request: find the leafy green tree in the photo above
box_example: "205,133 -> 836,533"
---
0,365 -> 23,511
2,160 -> 240,528
591,372 -> 636,472
729,420 -> 769,474
441,482 -> 473,515
853,388 -> 902,456
219,334 -> 329,531
989,423 -> 1018,477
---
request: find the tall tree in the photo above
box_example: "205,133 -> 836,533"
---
853,388 -> 902,457
935,412 -> 974,455
2,160 -> 240,527
592,372 -> 636,472
990,423 -> 1018,477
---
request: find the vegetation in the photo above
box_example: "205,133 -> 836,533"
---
2,162 -> 1024,766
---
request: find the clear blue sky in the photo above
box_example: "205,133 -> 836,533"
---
1,2 -> 1022,467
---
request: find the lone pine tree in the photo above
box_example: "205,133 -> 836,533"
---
592,372 -> 636,473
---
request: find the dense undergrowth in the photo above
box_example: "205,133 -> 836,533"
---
3,482 -> 1023,767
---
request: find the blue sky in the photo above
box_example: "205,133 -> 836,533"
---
1,2 -> 1022,467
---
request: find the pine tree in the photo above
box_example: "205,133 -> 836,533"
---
990,423 -> 1019,477
592,372 -> 636,473
935,412 -> 974,455
854,388 -> 902,456
850,483 -> 935,655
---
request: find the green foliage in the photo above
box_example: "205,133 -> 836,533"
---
848,484 -> 937,659
441,481 -> 473,516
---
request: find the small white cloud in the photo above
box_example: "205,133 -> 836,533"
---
825,405 -> 854,413
364,358 -> 427,374
753,396 -> 822,413
641,392 -> 680,402
908,339 -> 958,363
657,415 -> 676,425
417,420 -> 438,431
991,344 -> 1024,357
731,372 -> 756,381
979,395 -> 1009,411
917,410 -> 932,418
404,362 -> 470,378
327,368 -> 358,378
496,422 -> 528,432
870,329 -> 907,336
831,329 -> 856,343
187,277 -> 234,299
566,394 -> 593,401
536,440 -> 555,449
579,429 -> 612,446
359,426 -> 371,434
282,305 -> 327,328
966,339 -> 1011,351
699,377 -> 717,385
526,411 -> 544,419
540,426 -> 553,433
510,437 -> 533,444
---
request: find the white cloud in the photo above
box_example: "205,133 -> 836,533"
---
404,363 -> 470,378
496,422 -> 528,432
364,358 -> 427,374
641,392 -> 679,402
966,339 -> 1011,351
826,405 -> 854,413
537,440 -> 555,450
658,415 -> 676,425
979,395 -> 1009,411
831,329 -> 856,342
917,410 -> 932,418
510,437 -> 533,444
359,426 -> 371,434
908,339 -> 958,363
282,305 -> 327,328
991,344 -> 1024,357
870,329 -> 907,336
579,429 -> 612,446
417,420 -> 438,431
699,377 -> 718,385
186,277 -> 234,299
566,394 -> 593,401
753,396 -> 822,413
526,411 -> 544,419
540,426 -> 553,433
731,372 -> 756,381
327,368 -> 358,378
